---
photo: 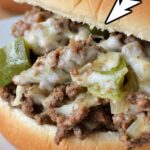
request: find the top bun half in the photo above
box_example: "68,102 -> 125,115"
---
14,0 -> 150,42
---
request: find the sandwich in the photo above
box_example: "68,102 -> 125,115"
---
0,0 -> 150,150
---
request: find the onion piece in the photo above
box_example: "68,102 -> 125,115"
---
11,85 -> 25,106
126,113 -> 150,138
110,99 -> 129,114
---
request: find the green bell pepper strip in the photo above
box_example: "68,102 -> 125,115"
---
0,38 -> 31,87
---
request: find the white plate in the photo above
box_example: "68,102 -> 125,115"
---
0,16 -> 21,47
0,16 -> 22,150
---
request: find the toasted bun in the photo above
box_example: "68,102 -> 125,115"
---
14,0 -> 150,42
0,98 -> 149,150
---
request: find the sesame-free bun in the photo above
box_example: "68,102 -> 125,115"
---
1,1 -> 150,149
0,98 -> 149,150
14,0 -> 150,41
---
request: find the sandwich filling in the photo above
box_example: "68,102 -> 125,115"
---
0,7 -> 150,150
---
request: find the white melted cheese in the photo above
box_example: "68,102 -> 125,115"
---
25,19 -> 90,55
68,27 -> 90,41
122,42 -> 150,94
13,52 -> 70,91
13,37 -> 101,92
56,102 -> 78,116
58,46 -> 99,72
25,19 -> 65,55
98,35 -> 123,52
97,52 -> 121,72
56,93 -> 99,116
25,85 -> 47,104
75,93 -> 100,108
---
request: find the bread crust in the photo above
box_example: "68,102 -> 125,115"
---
0,98 -> 149,150
14,0 -> 150,41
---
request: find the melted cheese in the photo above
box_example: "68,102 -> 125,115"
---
56,93 -> 99,116
13,52 -> 71,91
66,27 -> 90,41
98,35 -> 123,52
25,19 -> 90,55
13,39 -> 101,92
56,102 -> 78,116
12,86 -> 25,106
25,19 -> 66,55
58,46 -> 100,72
122,42 -> 150,94
25,86 -> 47,104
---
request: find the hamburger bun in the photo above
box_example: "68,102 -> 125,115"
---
0,98 -> 149,150
14,0 -> 150,41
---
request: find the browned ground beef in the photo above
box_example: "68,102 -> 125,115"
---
11,20 -> 30,38
11,7 -> 52,38
113,113 -> 135,130
47,108 -> 65,124
128,92 -> 150,112
21,98 -> 43,118
21,99 -> 34,116
111,93 -> 150,150
24,7 -> 53,24
120,130 -> 150,150
47,85 -> 66,107
66,83 -> 87,99
132,133 -> 150,147
11,7 -> 82,39
123,35 -> 138,44
0,83 -> 16,103
45,84 -> 87,108
73,105 -> 115,139
34,112 -> 54,125
55,106 -> 89,144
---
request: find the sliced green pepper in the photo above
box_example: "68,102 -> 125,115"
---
0,38 -> 31,87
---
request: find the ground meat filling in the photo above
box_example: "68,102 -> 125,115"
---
120,128 -> 150,150
73,105 -> 115,139
11,20 -> 30,38
66,83 -> 87,100
24,7 -> 53,24
21,98 -> 44,118
128,92 -> 150,112
12,7 -> 53,38
132,133 -> 150,147
47,85 -> 66,108
113,93 -> 150,149
113,114 -> 135,131
2,58 -> 150,149
34,112 -> 54,125
0,83 -> 16,103
54,106 -> 89,144
46,84 -> 87,108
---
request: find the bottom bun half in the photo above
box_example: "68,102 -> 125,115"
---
0,98 -> 149,150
